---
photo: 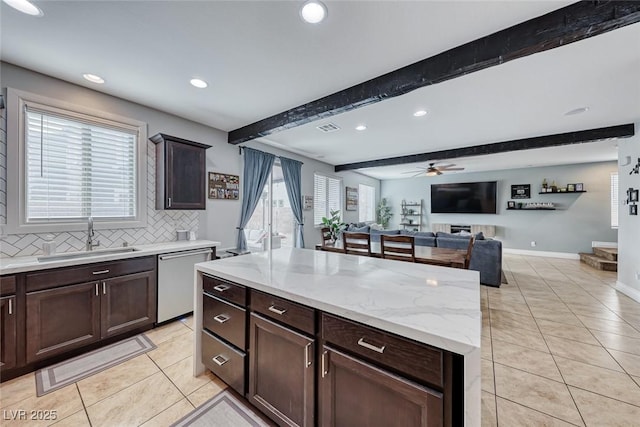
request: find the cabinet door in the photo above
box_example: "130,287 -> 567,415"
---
319,346 -> 443,427
249,313 -> 315,427
0,296 -> 17,370
26,283 -> 101,363
166,139 -> 205,209
101,270 -> 156,339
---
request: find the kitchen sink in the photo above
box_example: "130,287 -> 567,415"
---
38,247 -> 139,262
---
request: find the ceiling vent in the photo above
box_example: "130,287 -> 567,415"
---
316,123 -> 341,133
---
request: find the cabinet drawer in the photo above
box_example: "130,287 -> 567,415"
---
321,313 -> 443,388
26,256 -> 156,292
203,275 -> 246,307
0,275 -> 16,295
203,293 -> 246,349
201,330 -> 245,395
251,290 -> 315,335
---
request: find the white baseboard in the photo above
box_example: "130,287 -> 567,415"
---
503,248 -> 580,260
592,241 -> 618,248
616,281 -> 640,303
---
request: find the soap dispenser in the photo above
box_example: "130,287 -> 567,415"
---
43,235 -> 57,256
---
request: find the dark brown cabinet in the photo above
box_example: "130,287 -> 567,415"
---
319,346 -> 443,427
151,133 -> 210,210
101,270 -> 156,338
1,295 -> 17,371
248,313 -> 315,427
22,257 -> 156,366
26,282 -> 101,363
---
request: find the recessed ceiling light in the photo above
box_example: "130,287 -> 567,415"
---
355,124 -> 367,131
413,110 -> 428,117
190,78 -> 208,88
2,0 -> 43,16
300,0 -> 327,24
82,73 -> 105,84
564,107 -> 589,116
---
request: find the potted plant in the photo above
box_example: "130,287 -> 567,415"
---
321,209 -> 347,242
376,198 -> 393,229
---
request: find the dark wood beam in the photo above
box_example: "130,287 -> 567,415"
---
334,124 -> 635,171
228,1 -> 640,145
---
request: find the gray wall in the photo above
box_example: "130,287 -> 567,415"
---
0,62 -> 379,255
381,162 -> 618,254
617,126 -> 640,299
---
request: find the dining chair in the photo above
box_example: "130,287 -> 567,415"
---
462,237 -> 475,269
342,232 -> 372,256
320,227 -> 332,247
380,235 -> 415,262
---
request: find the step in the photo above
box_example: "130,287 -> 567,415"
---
593,247 -> 618,262
579,253 -> 617,272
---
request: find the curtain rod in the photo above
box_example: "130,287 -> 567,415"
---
238,146 -> 303,165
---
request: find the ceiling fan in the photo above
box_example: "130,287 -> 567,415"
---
402,162 -> 465,177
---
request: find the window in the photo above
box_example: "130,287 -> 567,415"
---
314,173 -> 341,226
7,88 -> 147,233
358,184 -> 375,222
611,172 -> 618,228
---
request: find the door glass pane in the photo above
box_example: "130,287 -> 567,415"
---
245,164 -> 294,251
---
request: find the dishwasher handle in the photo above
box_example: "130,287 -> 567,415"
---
158,248 -> 213,261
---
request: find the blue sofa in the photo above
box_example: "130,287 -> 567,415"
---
344,224 -> 502,287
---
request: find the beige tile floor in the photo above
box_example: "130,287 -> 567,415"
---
0,316 -> 227,426
1,254 -> 639,426
483,255 -> 640,426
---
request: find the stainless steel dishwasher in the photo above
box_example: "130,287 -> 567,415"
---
157,248 -> 213,323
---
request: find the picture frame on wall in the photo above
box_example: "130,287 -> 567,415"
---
303,195 -> 313,210
629,188 -> 639,203
346,186 -> 358,211
630,204 -> 638,216
511,184 -> 531,199
208,172 -> 240,200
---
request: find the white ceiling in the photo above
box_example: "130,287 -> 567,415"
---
2,1 -> 638,179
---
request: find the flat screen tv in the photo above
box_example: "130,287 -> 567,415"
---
431,181 -> 497,214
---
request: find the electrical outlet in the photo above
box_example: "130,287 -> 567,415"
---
636,271 -> 640,281
530,241 -> 537,247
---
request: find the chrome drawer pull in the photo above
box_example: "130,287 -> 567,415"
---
268,305 -> 287,315
357,338 -> 386,354
92,269 -> 110,275
213,314 -> 229,324
321,351 -> 328,378
212,354 -> 229,366
304,342 -> 313,367
213,284 -> 230,292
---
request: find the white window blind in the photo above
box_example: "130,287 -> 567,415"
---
611,172 -> 618,228
314,173 -> 341,225
25,107 -> 137,222
358,184 -> 375,222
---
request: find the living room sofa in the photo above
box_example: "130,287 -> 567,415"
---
344,224 -> 502,287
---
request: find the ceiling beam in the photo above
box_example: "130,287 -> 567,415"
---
228,1 -> 640,145
333,124 -> 635,171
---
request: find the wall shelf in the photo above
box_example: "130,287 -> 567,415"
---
538,191 -> 586,194
507,207 -> 556,210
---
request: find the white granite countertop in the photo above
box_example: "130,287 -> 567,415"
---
194,247 -> 481,425
196,247 -> 480,355
0,240 -> 221,275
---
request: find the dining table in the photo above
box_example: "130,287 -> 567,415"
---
315,240 -> 467,268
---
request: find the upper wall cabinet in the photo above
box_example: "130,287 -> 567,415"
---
150,133 -> 210,210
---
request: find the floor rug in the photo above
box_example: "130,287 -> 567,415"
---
35,334 -> 156,396
171,390 -> 269,427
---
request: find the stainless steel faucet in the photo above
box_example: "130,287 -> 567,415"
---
86,216 -> 100,251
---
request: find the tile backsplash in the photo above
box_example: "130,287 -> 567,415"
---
0,140 -> 199,258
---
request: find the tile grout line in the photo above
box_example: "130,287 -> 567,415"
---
73,383 -> 93,427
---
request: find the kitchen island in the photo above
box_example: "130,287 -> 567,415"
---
194,247 -> 481,426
